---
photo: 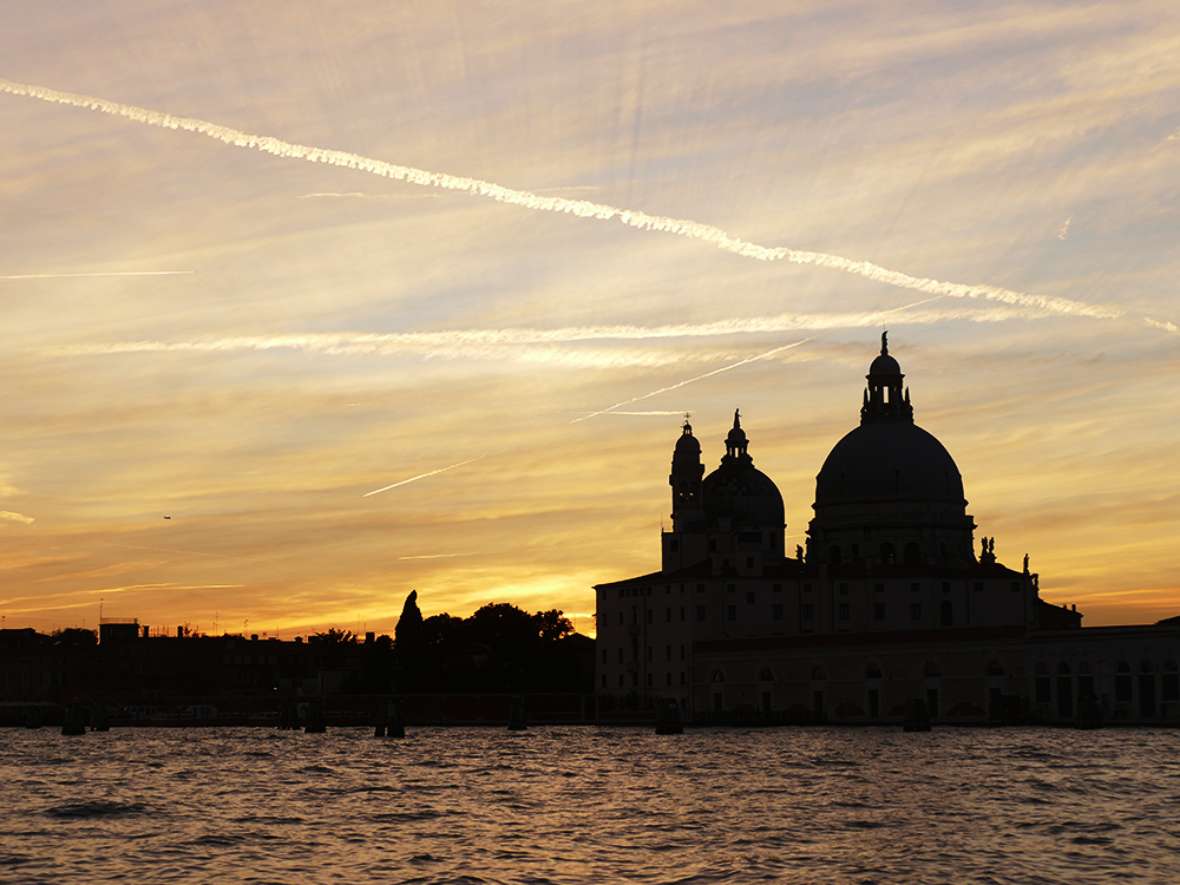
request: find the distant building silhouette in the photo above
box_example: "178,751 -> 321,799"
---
595,335 -> 1180,724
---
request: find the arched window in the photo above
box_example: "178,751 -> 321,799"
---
811,665 -> 827,681
758,667 -> 774,682
903,542 -> 922,566
710,669 -> 725,684
880,542 -> 896,564
865,663 -> 883,680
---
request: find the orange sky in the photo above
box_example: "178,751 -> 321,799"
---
1,1 -> 1178,637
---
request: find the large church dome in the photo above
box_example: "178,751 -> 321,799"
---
808,334 -> 975,567
816,422 -> 964,506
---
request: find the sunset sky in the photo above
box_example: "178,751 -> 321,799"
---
2,1 -> 1178,637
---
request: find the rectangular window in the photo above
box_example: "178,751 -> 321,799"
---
746,591 -> 755,604
772,603 -> 784,621
618,612 -> 624,625
665,608 -> 671,623
665,645 -> 671,662
802,604 -> 815,621
696,584 -> 705,594
631,672 -> 637,687
726,605 -> 737,621
974,582 -> 984,592
726,583 -> 736,593
773,583 -> 782,593
647,673 -> 652,687
601,674 -> 607,688
839,583 -> 849,596
838,603 -> 850,621
746,557 -> 754,568
910,603 -> 921,621
696,605 -> 706,622
666,672 -> 672,687
680,607 -> 685,622
617,648 -> 623,664
645,609 -> 652,624
910,582 -> 920,593
874,583 -> 884,594
680,671 -> 686,685
942,582 -> 951,594
601,649 -> 606,664
804,583 -> 812,593
874,602 -> 886,621
618,674 -> 624,688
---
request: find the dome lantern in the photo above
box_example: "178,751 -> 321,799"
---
724,409 -> 749,460
861,331 -> 913,424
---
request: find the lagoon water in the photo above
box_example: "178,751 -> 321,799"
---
2,726 -> 1179,882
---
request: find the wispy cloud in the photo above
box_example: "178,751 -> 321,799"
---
0,511 -> 35,525
363,457 -> 483,497
0,77 -> 1120,320
297,191 -> 441,201
397,552 -> 476,560
1,270 -> 193,281
571,338 -> 812,423
1057,217 -> 1072,240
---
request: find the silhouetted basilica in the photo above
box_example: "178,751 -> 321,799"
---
595,335 -> 1180,725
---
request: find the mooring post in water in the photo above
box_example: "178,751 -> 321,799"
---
303,699 -> 326,733
386,698 -> 405,738
61,703 -> 86,736
507,694 -> 527,731
655,700 -> 684,735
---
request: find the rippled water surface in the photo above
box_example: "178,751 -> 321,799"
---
2,726 -> 1179,882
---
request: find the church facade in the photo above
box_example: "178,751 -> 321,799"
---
594,336 -> 1180,725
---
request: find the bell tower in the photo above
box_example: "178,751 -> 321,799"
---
663,417 -> 707,570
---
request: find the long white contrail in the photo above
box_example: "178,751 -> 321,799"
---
53,301 -> 1042,360
0,77 -> 1120,321
571,338 -> 813,423
1,270 -> 193,280
362,457 -> 483,497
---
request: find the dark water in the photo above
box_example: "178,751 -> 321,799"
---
1,727 -> 1179,882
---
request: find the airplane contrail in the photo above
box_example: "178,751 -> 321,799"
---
362,457 -> 483,497
601,410 -> 691,416
1,270 -> 193,281
53,301 -> 1042,359
0,77 -> 1120,321
1145,317 -> 1179,334
571,338 -> 813,423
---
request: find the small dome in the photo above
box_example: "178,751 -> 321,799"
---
703,461 -> 785,531
673,421 -> 700,456
868,352 -> 901,377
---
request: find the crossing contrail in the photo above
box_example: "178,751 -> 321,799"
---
0,77 -> 1121,321
362,457 -> 483,497
571,338 -> 813,423
1,270 -> 193,281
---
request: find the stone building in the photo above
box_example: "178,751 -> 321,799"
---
594,335 -> 1179,724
